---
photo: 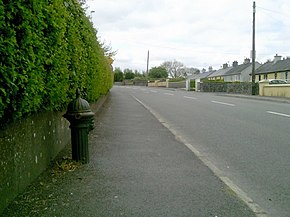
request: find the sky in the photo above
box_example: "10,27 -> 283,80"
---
86,0 -> 290,72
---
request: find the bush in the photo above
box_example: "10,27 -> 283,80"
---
114,68 -> 123,82
168,78 -> 185,82
0,0 -> 113,124
202,78 -> 224,83
148,66 -> 168,79
190,80 -> 195,88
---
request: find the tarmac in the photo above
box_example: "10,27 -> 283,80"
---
216,92 -> 290,104
2,88 -> 259,217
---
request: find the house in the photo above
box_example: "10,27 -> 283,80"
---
255,54 -> 290,82
223,58 -> 261,82
186,67 -> 215,91
207,63 -> 232,81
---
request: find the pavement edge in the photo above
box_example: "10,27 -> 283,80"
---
131,94 -> 269,217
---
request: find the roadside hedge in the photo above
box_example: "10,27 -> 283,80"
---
0,0 -> 113,124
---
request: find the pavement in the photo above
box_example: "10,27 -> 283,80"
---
2,87 -> 257,217
216,92 -> 290,104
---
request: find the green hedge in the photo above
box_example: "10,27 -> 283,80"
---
202,78 -> 224,83
168,78 -> 185,82
0,0 -> 113,124
190,80 -> 195,88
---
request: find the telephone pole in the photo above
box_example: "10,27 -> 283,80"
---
146,50 -> 149,75
251,1 -> 256,95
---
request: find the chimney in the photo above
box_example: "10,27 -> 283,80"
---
274,54 -> 282,63
243,58 -> 251,64
232,61 -> 238,67
222,63 -> 228,69
208,66 -> 213,72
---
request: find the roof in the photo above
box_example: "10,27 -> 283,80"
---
186,73 -> 200,80
224,63 -> 251,76
255,58 -> 290,74
208,66 -> 232,78
187,71 -> 215,80
196,71 -> 215,79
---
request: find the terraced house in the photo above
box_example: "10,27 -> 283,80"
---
207,63 -> 232,81
223,59 -> 261,82
255,54 -> 290,82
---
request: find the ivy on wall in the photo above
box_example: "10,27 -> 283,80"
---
0,0 -> 113,124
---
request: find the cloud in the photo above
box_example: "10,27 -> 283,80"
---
87,0 -> 290,71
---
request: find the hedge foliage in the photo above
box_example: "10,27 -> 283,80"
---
0,0 -> 113,124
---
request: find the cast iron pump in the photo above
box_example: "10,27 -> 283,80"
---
63,90 -> 95,163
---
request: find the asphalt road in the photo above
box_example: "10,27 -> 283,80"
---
2,86 -> 256,217
121,86 -> 290,217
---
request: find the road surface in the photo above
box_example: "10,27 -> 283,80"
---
118,86 -> 290,217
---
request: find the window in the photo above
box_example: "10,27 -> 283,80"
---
264,74 -> 268,79
274,73 -> 277,79
259,75 -> 261,81
286,72 -> 288,80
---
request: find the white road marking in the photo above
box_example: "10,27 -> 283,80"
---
132,95 -> 268,217
211,100 -> 235,107
164,93 -> 174,96
267,111 -> 290,118
183,96 -> 197,100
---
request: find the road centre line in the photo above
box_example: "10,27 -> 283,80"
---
183,96 -> 197,100
211,100 -> 235,107
267,111 -> 290,118
164,93 -> 174,96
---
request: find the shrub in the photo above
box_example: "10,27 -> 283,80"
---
190,80 -> 195,88
168,78 -> 185,82
0,0 -> 113,125
202,78 -> 224,83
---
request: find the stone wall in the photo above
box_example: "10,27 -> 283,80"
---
114,82 -> 123,86
200,82 -> 259,95
167,81 -> 186,88
0,95 -> 108,214
148,80 -> 167,87
133,80 -> 148,86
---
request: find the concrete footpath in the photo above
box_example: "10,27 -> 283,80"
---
2,88 -> 256,217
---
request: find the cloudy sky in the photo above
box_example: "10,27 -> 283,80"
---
86,0 -> 290,72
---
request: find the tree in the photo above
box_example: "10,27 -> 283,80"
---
124,68 -> 135,80
161,60 -> 200,78
100,41 -> 117,60
114,68 -> 124,82
161,60 -> 184,78
148,66 -> 168,79
179,67 -> 200,77
134,70 -> 145,78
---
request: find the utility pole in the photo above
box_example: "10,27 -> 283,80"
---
146,50 -> 149,75
251,1 -> 256,95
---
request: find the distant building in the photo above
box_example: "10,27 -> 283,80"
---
223,58 -> 261,82
207,63 -> 232,81
255,54 -> 290,81
186,66 -> 215,91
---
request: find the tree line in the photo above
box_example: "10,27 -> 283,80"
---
114,60 -> 200,82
